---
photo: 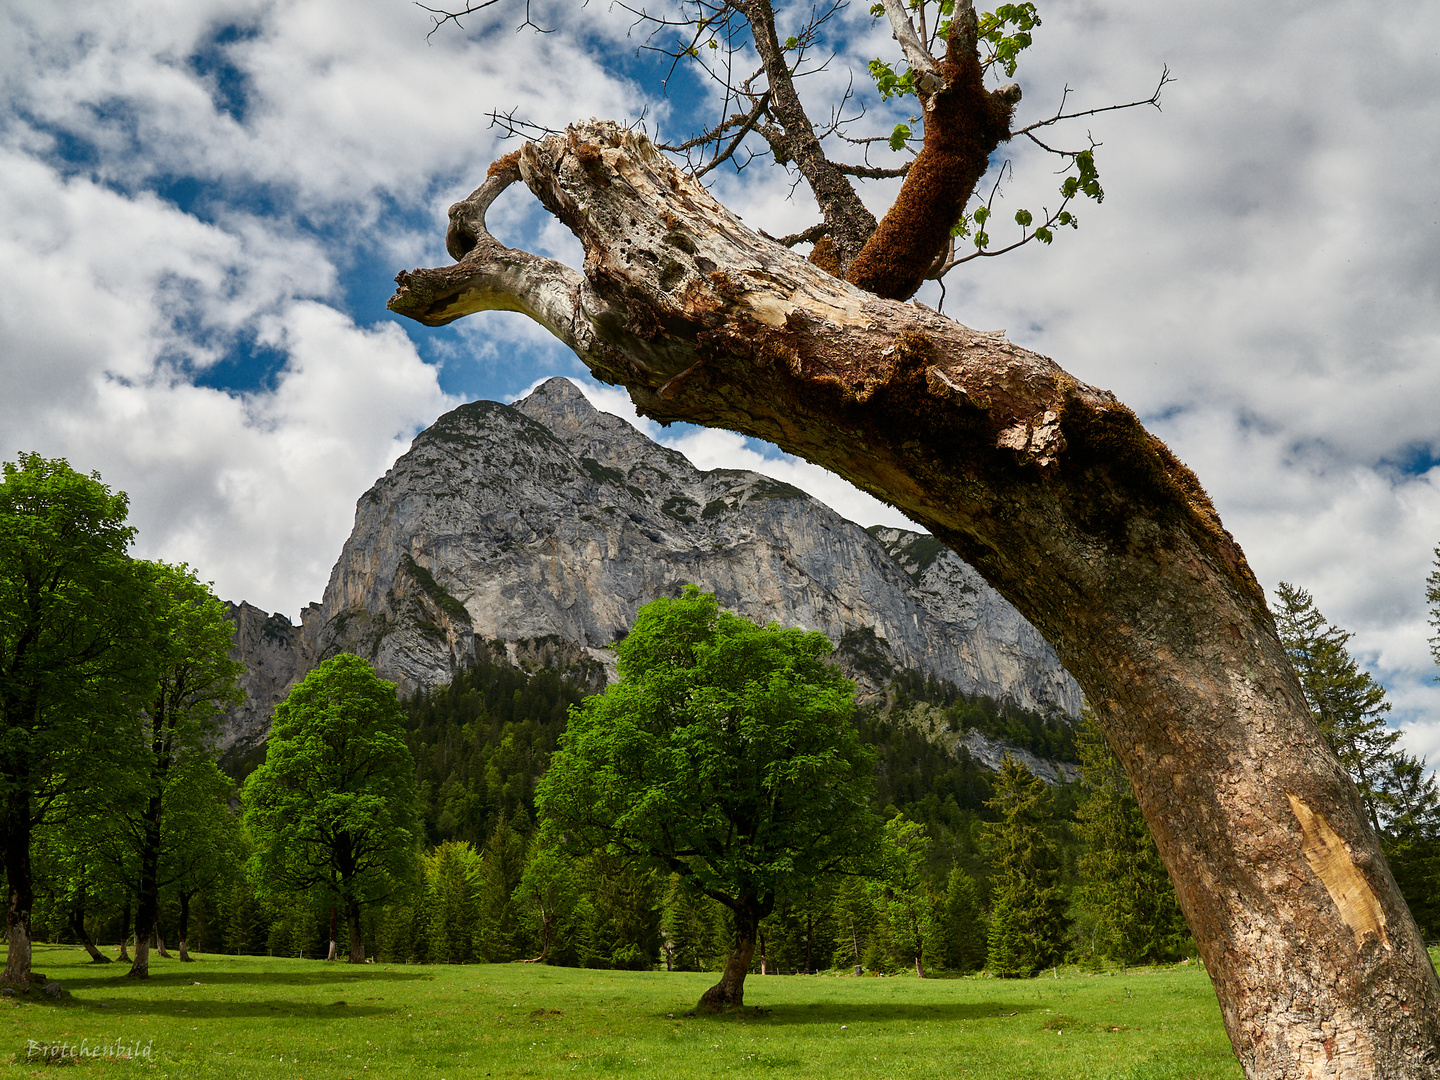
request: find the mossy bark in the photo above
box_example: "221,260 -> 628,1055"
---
390,121 -> 1440,1079
846,9 -> 1018,300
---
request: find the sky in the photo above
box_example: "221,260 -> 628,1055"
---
3,0 -> 1439,761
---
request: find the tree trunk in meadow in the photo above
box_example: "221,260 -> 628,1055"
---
346,899 -> 364,964
127,786 -> 165,978
69,903 -> 111,963
1,783 -> 34,988
177,891 -> 194,962
327,904 -> 338,961
696,910 -> 759,1012
156,907 -> 171,959
389,120 -> 1440,1077
117,895 -> 131,962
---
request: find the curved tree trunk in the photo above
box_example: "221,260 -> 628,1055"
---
390,121 -> 1440,1077
697,909 -> 760,1013
69,903 -> 111,964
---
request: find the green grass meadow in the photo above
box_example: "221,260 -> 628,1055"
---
5,946 -> 1245,1079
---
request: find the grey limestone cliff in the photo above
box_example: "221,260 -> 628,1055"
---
310,378 -> 1084,719
218,600 -> 320,758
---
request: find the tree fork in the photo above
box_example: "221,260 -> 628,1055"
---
391,121 -> 1440,1077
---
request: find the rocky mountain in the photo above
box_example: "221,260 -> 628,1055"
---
217,600 -> 320,759
221,377 -> 1083,758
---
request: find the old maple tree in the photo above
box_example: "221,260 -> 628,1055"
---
391,0 -> 1440,1075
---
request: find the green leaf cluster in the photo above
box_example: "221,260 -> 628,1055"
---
536,587 -> 881,918
978,3 -> 1041,77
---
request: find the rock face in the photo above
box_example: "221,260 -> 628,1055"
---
308,377 -> 1083,716
217,601 -> 320,759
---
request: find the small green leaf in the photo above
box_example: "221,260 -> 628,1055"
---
974,231 -> 990,248
888,123 -> 912,151
973,206 -> 990,224
1035,227 -> 1053,243
1014,208 -> 1033,227
785,36 -> 799,49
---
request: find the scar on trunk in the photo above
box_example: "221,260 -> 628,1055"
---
1287,793 -> 1389,950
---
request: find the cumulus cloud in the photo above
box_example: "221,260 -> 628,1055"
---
3,0 -> 1439,755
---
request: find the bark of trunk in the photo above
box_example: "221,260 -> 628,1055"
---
389,120 -> 1440,1078
129,934 -> 149,979
327,904 -> 338,961
117,895 -> 131,962
696,912 -> 759,1013
177,891 -> 193,962
69,904 -> 111,964
128,788 -> 163,978
1,784 -> 33,987
346,899 -> 364,964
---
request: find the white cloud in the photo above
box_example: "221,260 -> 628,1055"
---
3,0 -> 1440,763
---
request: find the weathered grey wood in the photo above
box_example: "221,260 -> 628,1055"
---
390,120 -> 1440,1078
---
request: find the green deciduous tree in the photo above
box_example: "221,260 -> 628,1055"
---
536,586 -> 880,1010
1074,711 -> 1189,966
0,454 -> 155,987
242,654 -> 419,963
118,562 -> 243,978
513,838 -> 585,965
870,813 -> 936,977
983,756 -> 1067,977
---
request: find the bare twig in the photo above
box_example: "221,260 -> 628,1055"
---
416,0 -> 551,40
1013,66 -> 1172,136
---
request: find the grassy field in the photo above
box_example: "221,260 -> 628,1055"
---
5,945 -> 1243,1079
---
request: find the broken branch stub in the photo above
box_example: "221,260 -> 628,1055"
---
390,121 -> 1440,1079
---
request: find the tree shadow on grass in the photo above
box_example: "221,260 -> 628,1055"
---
701,1002 -> 1044,1025
64,998 -> 398,1019
56,969 -> 432,993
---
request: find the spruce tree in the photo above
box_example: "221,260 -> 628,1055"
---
982,757 -> 1068,977
1274,582 -> 1399,831
1074,712 -> 1190,965
474,815 -> 527,961
1279,580 -> 1440,933
937,867 -> 986,973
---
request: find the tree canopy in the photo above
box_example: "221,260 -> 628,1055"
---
536,585 -> 880,1010
242,653 -> 420,963
0,453 -> 156,987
